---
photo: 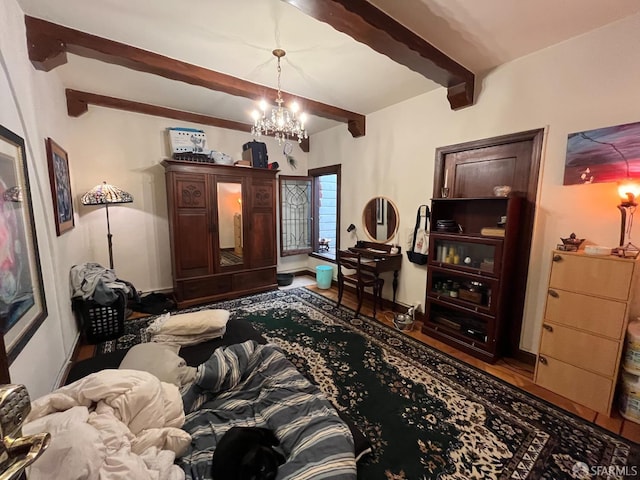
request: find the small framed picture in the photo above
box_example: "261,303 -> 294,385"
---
45,138 -> 74,235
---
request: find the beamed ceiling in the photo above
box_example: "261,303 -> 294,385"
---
16,0 -> 640,151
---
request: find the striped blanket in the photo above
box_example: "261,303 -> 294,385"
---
179,340 -> 356,479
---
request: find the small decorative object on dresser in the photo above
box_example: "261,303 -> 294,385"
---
557,232 -> 584,252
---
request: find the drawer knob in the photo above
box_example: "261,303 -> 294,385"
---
548,289 -> 559,298
552,255 -> 563,262
543,324 -> 553,332
538,356 -> 547,365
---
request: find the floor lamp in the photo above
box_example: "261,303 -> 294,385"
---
81,181 -> 133,270
614,179 -> 640,258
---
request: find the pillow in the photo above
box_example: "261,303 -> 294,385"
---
148,309 -> 230,336
150,326 -> 226,347
119,343 -> 195,386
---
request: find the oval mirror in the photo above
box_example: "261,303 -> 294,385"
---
362,196 -> 399,243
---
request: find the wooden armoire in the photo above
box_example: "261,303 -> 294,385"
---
162,159 -> 278,308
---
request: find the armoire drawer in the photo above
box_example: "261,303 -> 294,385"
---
544,289 -> 626,339
539,322 -> 620,377
232,268 -> 276,290
535,356 -> 612,414
179,274 -> 233,300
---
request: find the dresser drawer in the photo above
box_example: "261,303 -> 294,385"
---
535,356 -> 613,414
544,289 -> 627,339
539,323 -> 620,377
549,253 -> 634,300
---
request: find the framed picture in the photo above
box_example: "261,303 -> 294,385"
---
0,125 -> 47,363
564,120 -> 640,185
46,138 -> 74,235
376,197 -> 385,224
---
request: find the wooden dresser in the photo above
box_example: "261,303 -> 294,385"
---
534,250 -> 638,415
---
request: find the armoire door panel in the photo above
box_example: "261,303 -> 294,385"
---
251,182 -> 274,209
175,212 -> 211,277
175,177 -> 207,208
248,211 -> 276,268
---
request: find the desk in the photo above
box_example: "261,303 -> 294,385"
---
349,241 -> 402,307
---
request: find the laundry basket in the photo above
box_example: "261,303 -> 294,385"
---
73,290 -> 126,344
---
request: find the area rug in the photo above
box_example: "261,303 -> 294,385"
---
100,288 -> 640,479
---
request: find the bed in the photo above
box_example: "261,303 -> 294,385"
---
27,319 -> 366,479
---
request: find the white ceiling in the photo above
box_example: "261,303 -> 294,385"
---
16,0 -> 640,135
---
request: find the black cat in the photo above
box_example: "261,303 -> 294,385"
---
212,427 -> 286,480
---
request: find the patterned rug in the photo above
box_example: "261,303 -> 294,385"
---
101,288 -> 640,479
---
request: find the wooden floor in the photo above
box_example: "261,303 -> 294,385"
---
71,281 -> 640,444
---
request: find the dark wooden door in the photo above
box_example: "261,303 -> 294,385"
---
247,176 -> 277,268
170,172 -> 213,279
433,129 -> 544,361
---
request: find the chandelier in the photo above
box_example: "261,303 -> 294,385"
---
251,49 -> 308,144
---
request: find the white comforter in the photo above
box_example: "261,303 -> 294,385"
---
23,369 -> 192,480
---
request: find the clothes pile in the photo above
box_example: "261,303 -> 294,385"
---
69,262 -> 138,305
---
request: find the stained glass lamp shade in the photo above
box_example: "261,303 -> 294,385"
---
81,181 -> 133,269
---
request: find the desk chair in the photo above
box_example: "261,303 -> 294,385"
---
337,249 -> 384,318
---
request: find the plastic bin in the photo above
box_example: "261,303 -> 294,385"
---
316,265 -> 333,289
623,320 -> 640,375
619,370 -> 640,423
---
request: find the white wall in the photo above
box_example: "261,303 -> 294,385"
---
309,13 -> 640,352
0,0 -> 88,397
65,109 -> 310,291
3,0 -> 640,399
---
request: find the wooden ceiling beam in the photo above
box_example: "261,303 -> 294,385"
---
282,0 -> 475,110
65,89 -> 311,152
25,15 -> 364,138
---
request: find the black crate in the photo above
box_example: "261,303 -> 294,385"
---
73,291 -> 126,344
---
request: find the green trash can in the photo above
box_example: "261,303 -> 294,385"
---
316,265 -> 333,289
